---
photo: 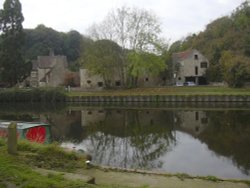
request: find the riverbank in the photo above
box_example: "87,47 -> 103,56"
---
0,139 -> 249,188
1,87 -> 250,103
67,87 -> 250,102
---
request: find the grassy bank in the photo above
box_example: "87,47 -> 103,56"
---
1,87 -> 250,103
67,87 -> 250,96
0,139 -> 249,188
0,139 -> 131,188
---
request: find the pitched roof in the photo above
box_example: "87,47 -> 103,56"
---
172,50 -> 195,62
32,55 -> 67,70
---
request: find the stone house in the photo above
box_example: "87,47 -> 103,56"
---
30,53 -> 68,87
172,49 -> 209,85
80,68 -> 167,90
79,69 -> 122,90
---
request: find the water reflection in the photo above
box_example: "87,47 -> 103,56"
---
61,108 -> 250,179
77,110 -> 177,169
0,104 -> 249,179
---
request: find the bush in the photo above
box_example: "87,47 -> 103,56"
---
0,88 -> 66,103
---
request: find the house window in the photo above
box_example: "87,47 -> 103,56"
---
87,80 -> 91,84
178,77 -> 181,81
195,112 -> 199,121
201,62 -> 208,68
194,54 -> 198,60
88,111 -> 92,115
115,81 -> 121,86
145,77 -> 149,82
195,66 -> 198,75
97,82 -> 103,87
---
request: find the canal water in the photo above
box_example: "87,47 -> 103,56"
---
0,103 -> 249,179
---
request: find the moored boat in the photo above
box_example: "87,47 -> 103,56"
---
0,121 -> 51,144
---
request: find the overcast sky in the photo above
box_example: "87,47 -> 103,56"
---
0,0 -> 246,42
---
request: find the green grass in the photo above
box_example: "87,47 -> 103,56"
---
17,140 -> 86,171
0,139 -> 145,188
0,146 -> 90,187
67,86 -> 250,97
1,139 -> 250,188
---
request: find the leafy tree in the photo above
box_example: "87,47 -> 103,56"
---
82,40 -> 124,88
24,24 -> 64,60
62,30 -> 83,62
0,0 -> 29,86
220,51 -> 250,87
127,51 -> 165,87
23,25 -> 92,71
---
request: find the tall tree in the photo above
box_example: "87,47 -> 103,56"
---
220,51 -> 250,87
82,40 -> 124,88
88,6 -> 163,52
0,0 -> 28,86
127,51 -> 165,87
87,6 -> 167,87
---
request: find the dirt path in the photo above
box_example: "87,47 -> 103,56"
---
77,168 -> 249,188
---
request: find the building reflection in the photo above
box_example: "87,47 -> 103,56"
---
174,111 -> 209,136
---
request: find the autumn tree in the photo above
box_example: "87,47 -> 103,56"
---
0,0 -> 29,86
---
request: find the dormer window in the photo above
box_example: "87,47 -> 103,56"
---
194,54 -> 198,60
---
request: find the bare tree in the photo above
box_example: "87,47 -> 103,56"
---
87,6 -> 162,52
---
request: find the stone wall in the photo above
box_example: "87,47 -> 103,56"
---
66,95 -> 250,103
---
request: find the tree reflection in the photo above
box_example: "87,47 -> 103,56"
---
82,110 -> 176,169
199,110 -> 250,175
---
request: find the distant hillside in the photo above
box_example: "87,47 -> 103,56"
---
170,1 -> 250,59
168,1 -> 250,85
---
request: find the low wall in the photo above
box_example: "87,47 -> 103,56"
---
66,95 -> 250,103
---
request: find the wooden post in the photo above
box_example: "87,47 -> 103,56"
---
8,122 -> 17,155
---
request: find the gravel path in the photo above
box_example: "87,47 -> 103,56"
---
77,168 -> 249,188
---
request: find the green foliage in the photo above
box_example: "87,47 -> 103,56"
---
0,88 -> 66,102
206,63 -> 223,82
220,51 -> 250,87
0,0 -> 28,86
0,152 -> 90,188
83,39 -> 124,88
205,176 -> 220,182
0,138 -> 5,147
23,25 -> 92,70
127,51 -> 166,87
17,141 -> 85,171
